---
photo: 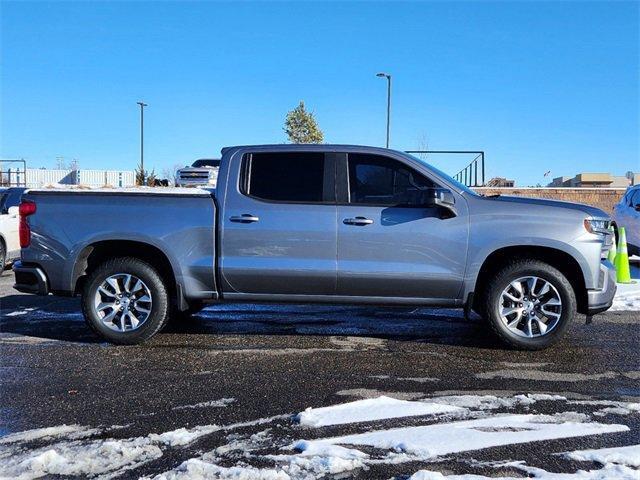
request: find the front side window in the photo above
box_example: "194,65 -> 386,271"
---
244,152 -> 329,203
348,153 -> 436,206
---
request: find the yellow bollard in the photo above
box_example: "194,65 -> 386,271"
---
607,225 -> 617,264
614,227 -> 632,284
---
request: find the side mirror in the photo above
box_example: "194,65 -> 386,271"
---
7,206 -> 19,216
423,188 -> 456,215
634,204 -> 640,212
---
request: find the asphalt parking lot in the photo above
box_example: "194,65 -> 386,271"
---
1,271 -> 638,479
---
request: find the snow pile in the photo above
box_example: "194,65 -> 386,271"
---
303,414 -> 628,459
563,444 -> 640,468
0,437 -> 162,479
610,281 -> 640,311
296,395 -> 463,427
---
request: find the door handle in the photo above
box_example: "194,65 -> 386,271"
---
343,216 -> 373,226
229,214 -> 260,224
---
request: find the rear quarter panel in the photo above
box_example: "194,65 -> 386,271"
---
21,191 -> 217,299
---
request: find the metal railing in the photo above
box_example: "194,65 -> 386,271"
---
405,150 -> 485,187
0,159 -> 27,187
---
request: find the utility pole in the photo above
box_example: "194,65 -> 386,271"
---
376,73 -> 392,148
137,101 -> 148,184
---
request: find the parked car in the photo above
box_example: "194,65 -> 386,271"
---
14,145 -> 616,350
0,187 -> 26,273
175,158 -> 220,187
612,185 -> 640,256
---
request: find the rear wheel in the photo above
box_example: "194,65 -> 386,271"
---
481,260 -> 576,350
81,257 -> 169,344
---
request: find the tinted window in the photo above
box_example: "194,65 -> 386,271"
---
245,152 -> 328,203
348,154 -> 436,206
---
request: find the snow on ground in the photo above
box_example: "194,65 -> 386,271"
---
304,414 -> 628,459
172,398 -> 236,411
408,463 -> 640,479
567,400 -> 640,417
429,394 -> 566,411
2,395 -> 639,480
0,424 -> 100,444
296,396 -> 464,427
563,444 -> 640,468
610,281 -> 640,311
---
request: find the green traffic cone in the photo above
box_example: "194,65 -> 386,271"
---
607,225 -> 617,264
614,227 -> 632,284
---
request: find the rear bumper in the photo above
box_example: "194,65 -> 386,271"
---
13,261 -> 49,295
586,260 -> 617,315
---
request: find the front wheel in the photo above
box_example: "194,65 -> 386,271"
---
81,257 -> 169,344
481,260 -> 576,350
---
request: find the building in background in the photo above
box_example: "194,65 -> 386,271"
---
4,168 -> 136,188
486,177 -> 516,187
547,172 -> 637,188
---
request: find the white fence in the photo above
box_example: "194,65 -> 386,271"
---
6,168 -> 136,188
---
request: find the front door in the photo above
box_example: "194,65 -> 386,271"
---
220,151 -> 337,296
337,152 -> 468,301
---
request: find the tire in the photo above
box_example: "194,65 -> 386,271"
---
481,260 -> 576,350
0,242 -> 5,277
81,257 -> 169,345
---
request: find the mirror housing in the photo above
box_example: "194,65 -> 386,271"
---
423,188 -> 456,215
7,206 -> 19,216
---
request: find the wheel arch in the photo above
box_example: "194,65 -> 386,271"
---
72,240 -> 179,302
472,245 -> 588,314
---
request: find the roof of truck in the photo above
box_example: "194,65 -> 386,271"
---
221,144 -> 401,156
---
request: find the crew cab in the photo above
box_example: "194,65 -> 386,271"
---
13,145 -> 616,349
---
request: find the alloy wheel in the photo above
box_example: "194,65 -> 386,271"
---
93,273 -> 153,332
498,276 -> 562,338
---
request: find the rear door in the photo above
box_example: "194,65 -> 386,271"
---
220,151 -> 337,296
336,152 -> 468,301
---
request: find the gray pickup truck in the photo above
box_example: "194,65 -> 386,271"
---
13,145 -> 616,349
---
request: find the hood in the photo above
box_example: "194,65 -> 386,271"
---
177,166 -> 217,173
481,195 -> 609,218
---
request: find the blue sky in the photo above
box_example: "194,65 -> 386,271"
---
1,1 -> 638,185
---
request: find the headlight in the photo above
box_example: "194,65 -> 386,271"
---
583,218 -> 610,234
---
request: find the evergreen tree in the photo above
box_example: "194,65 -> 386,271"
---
284,101 -> 324,144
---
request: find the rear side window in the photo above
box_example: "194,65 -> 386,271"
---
348,153 -> 436,206
244,152 -> 330,203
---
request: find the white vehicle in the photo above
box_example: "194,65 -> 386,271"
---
0,188 -> 23,274
175,159 -> 220,187
612,185 -> 640,256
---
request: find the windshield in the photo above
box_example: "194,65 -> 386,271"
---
407,154 -> 479,196
192,159 -> 220,168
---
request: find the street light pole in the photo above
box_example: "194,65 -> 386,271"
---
376,73 -> 391,148
136,101 -> 148,184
